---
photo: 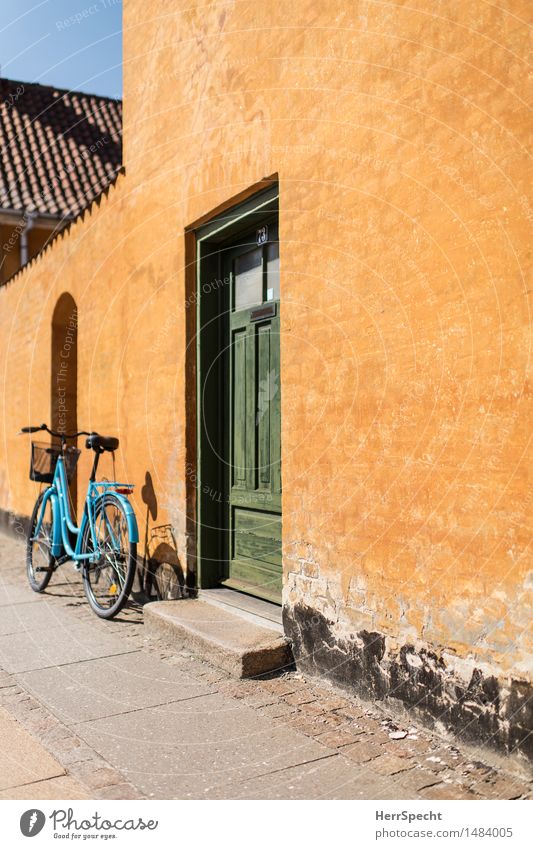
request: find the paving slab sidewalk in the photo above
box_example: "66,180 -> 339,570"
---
0,706 -> 88,799
0,531 -> 531,800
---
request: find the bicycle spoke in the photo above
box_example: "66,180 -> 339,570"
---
83,497 -> 135,614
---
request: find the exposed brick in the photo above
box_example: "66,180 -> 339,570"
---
368,754 -> 416,776
423,755 -> 451,773
358,717 -> 384,734
395,738 -> 433,757
317,713 -> 345,728
419,783 -> 481,800
284,717 -> 326,736
244,693 -> 278,708
398,768 -> 444,793
315,697 -> 350,711
382,741 -> 420,759
283,690 -> 317,706
461,761 -> 494,779
258,701 -> 297,719
258,678 -> 298,697
472,776 -> 531,800
218,680 -> 257,699
302,562 -> 319,579
366,730 -> 392,745
298,702 -> 325,718
335,706 -> 367,721
316,729 -> 362,749
423,747 -> 465,770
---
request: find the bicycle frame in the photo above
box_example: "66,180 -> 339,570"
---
32,454 -> 139,563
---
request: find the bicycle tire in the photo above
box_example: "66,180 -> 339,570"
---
27,490 -> 56,592
81,493 -> 136,619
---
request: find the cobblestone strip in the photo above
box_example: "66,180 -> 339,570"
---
142,639 -> 533,801
0,672 -> 141,800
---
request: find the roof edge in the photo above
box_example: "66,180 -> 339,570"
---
0,166 -> 126,290
0,76 -> 122,104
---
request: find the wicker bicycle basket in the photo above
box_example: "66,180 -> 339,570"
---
30,442 -> 81,484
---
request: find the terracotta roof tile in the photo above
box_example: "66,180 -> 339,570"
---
0,77 -> 122,218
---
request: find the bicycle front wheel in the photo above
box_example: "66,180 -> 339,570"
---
27,490 -> 57,592
81,494 -> 136,619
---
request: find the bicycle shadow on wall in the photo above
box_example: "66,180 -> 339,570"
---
140,472 -> 187,600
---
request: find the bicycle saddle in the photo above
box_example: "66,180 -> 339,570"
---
85,433 -> 119,452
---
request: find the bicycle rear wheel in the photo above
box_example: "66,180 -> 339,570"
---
81,494 -> 136,619
27,490 -> 57,592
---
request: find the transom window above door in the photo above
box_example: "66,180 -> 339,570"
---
233,240 -> 279,311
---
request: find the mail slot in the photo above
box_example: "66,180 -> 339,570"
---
250,303 -> 276,322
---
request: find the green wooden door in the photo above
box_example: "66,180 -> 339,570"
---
223,226 -> 281,602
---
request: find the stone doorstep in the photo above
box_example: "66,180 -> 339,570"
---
143,599 -> 294,679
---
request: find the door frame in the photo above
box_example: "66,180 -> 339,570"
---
190,182 -> 280,590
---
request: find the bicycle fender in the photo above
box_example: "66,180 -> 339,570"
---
109,492 -> 139,544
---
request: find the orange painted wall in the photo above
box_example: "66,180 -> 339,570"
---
0,1 -> 530,692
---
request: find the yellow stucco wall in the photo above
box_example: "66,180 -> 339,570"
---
0,0 -> 530,748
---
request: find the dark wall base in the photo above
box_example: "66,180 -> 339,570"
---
283,602 -> 532,763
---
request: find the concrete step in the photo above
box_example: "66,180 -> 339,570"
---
199,587 -> 283,633
144,599 -> 293,678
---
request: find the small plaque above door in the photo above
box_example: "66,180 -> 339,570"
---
250,303 -> 276,322
256,225 -> 268,245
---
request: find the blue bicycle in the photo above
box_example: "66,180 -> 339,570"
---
20,423 -> 139,619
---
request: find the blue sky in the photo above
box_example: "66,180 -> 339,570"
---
0,0 -> 122,99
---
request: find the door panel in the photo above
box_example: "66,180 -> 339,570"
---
234,509 -> 281,566
223,226 -> 282,602
257,325 -> 271,489
232,329 -> 247,488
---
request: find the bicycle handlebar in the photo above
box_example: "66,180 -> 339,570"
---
19,424 -> 91,439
